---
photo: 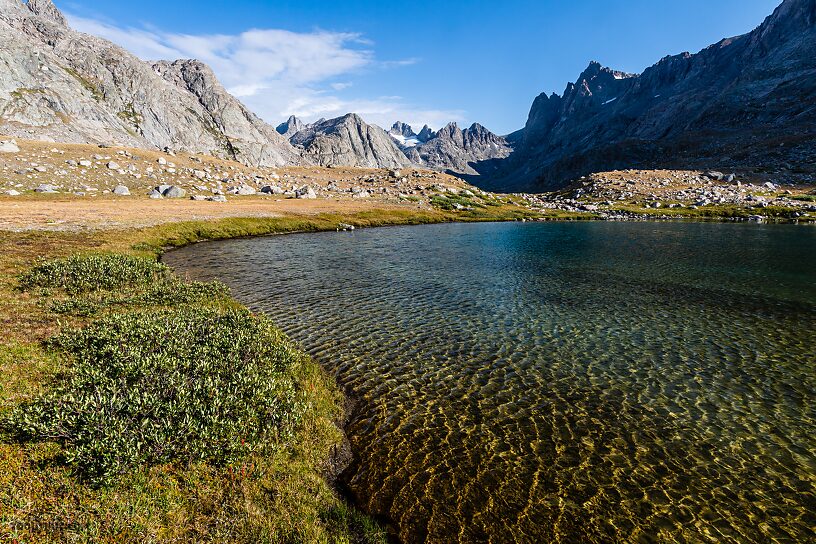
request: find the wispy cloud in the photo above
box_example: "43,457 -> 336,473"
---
64,13 -> 461,130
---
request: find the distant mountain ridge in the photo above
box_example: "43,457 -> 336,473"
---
483,0 -> 816,191
401,122 -> 512,175
2,0 -> 811,187
288,113 -> 412,169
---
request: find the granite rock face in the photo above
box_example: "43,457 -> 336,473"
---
405,122 -> 512,175
276,115 -> 304,138
390,121 -> 417,139
485,0 -> 816,192
289,114 -> 413,169
0,0 -> 299,167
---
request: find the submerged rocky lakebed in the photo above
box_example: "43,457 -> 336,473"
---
164,221 -> 816,543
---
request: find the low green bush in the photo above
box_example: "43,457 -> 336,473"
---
47,279 -> 230,317
3,308 -> 307,485
430,194 -> 486,211
20,254 -> 170,294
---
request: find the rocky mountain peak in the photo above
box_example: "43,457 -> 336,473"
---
276,115 -> 304,137
25,0 -> 67,26
288,113 -> 413,169
484,0 -> 816,192
390,121 -> 416,139
417,125 -> 435,143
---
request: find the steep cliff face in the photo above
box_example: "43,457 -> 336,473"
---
153,60 -> 300,166
0,0 -> 299,166
289,114 -> 413,169
486,0 -> 816,192
405,122 -> 512,175
276,115 -> 304,138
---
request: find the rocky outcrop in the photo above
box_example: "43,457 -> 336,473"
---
153,60 -> 299,166
390,121 -> 416,140
417,125 -> 435,143
289,113 -> 413,169
276,115 -> 304,138
405,122 -> 512,175
485,0 -> 816,192
0,0 -> 299,166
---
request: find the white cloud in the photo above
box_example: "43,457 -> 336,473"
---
64,13 -> 463,130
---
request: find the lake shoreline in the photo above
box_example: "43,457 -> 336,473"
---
2,206 -> 813,542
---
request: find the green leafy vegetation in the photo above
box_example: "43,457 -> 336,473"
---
791,194 -> 816,202
4,308 -> 306,485
430,193 -> 486,211
48,278 -> 229,317
20,254 -> 169,294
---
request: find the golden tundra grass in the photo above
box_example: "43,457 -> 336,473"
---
0,205 -> 542,543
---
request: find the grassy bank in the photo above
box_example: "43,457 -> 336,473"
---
0,206 -> 534,543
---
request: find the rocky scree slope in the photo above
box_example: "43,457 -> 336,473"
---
485,0 -> 816,192
0,0 -> 299,167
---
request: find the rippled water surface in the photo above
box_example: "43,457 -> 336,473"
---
165,222 -> 816,543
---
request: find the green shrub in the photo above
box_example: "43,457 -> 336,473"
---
47,279 -> 230,317
4,308 -> 306,485
20,254 -> 169,294
430,194 -> 486,211
49,298 -> 103,317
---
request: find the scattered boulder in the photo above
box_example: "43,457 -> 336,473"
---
78,160 -> 92,167
227,184 -> 257,196
260,185 -> 284,195
112,185 -> 131,196
0,140 -> 20,153
107,161 -> 121,170
163,186 -> 187,198
35,184 -> 58,193
5,189 -> 21,196
704,171 -> 725,181
295,186 -> 317,199
149,189 -> 163,199
208,195 -> 228,202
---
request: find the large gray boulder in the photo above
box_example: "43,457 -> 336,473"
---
0,140 -> 19,153
162,185 -> 186,198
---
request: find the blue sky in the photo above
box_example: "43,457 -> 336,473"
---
60,0 -> 782,134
